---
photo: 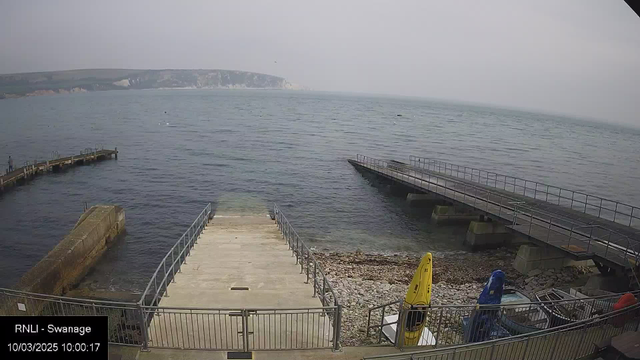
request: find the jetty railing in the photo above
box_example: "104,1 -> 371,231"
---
0,287 -> 144,346
139,203 -> 213,309
366,291 -> 638,349
142,305 -> 338,351
364,301 -> 640,360
273,203 -> 342,350
409,156 -> 640,229
354,155 -> 640,268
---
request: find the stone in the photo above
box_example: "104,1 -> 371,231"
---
528,269 -> 542,276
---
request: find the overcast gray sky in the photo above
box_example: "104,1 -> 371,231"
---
1,0 -> 639,126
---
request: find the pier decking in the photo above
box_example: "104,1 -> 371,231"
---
350,155 -> 640,273
1,148 -> 118,193
145,213 -> 334,351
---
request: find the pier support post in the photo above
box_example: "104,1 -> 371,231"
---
431,205 -> 480,225
513,244 -> 594,275
464,221 -> 512,250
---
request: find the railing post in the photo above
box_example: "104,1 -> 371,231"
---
163,262 -> 169,297
613,202 -> 619,222
242,309 -> 250,352
529,212 -> 533,235
322,277 -> 326,306
546,185 -> 549,202
305,249 -> 310,283
598,198 -> 603,217
313,262 -> 318,297
568,225 -> 574,248
584,195 -> 589,213
137,303 -> 150,351
333,305 -> 342,352
171,251 -> 176,282
395,307 -> 406,350
434,307 -> 444,348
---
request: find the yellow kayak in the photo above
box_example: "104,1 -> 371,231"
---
402,252 -> 432,346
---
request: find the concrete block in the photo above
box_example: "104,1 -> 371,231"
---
465,221 -> 512,250
513,244 -> 594,275
15,205 -> 126,300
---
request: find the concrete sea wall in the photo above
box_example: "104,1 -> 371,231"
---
15,205 -> 125,295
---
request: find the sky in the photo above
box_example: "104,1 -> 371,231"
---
1,0 -> 639,126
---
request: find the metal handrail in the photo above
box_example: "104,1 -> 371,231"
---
139,203 -> 213,309
354,154 -> 640,268
365,291 -> 640,341
273,203 -> 342,350
141,305 -> 339,311
512,204 -> 640,265
273,203 -> 340,307
0,287 -> 138,306
409,155 -> 640,229
364,301 -> 640,359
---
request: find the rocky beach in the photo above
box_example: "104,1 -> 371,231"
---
315,248 -> 595,346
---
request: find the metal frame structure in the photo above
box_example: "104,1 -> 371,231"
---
409,156 -> 640,229
0,287 -> 145,347
1,203 -> 342,352
366,291 -> 639,349
363,302 -> 640,360
353,155 -> 640,271
141,305 -> 338,351
139,203 -> 213,308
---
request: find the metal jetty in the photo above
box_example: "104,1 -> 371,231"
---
349,154 -> 640,275
1,148 -> 118,193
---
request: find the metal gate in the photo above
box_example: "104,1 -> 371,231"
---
143,306 -> 339,351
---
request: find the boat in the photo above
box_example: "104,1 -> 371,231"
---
499,288 -> 550,334
535,288 -> 593,327
381,314 -> 436,346
401,252 -> 433,346
570,287 -> 617,315
463,316 -> 511,342
465,270 -> 508,343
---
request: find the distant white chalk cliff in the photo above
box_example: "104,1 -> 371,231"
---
0,69 -> 307,98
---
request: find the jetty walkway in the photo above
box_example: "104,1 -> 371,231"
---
349,154 -> 640,275
1,148 -> 118,193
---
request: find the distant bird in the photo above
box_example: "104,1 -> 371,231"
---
166,122 -> 170,126
164,111 -> 167,114
274,61 -> 277,64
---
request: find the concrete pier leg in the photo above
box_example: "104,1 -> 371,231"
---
513,244 -> 594,275
406,193 -> 442,207
431,205 -> 480,225
464,221 -> 512,250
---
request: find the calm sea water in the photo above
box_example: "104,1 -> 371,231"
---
1,89 -> 639,291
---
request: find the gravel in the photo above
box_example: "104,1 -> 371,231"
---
314,249 -> 594,346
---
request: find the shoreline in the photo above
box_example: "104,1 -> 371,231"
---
315,248 -> 594,346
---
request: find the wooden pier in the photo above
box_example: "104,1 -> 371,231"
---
0,148 -> 118,193
350,155 -> 640,274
